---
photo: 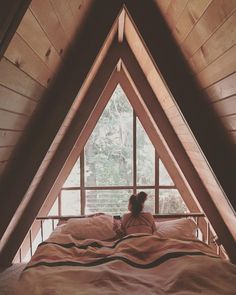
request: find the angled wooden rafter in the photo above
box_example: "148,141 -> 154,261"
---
0,40 -> 121,266
123,0 -> 236,213
0,0 -> 123,247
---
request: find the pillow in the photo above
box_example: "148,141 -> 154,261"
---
60,214 -> 116,240
155,218 -> 197,240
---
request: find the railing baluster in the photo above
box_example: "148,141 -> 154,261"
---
41,220 -> 43,242
19,247 -> 22,263
29,229 -> 33,258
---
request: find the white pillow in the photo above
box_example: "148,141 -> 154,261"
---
60,215 -> 116,240
155,218 -> 197,239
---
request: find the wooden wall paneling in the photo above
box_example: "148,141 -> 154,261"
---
0,58 -> 45,100
4,33 -> 53,87
196,45 -> 236,88
0,1 -> 123,265
49,0 -> 77,41
154,0 -> 171,15
0,147 -> 14,161
212,95 -> 236,117
17,9 -> 61,73
181,0 -> 236,58
0,130 -> 22,147
206,72 -> 236,102
0,110 -> 29,131
172,0 -> 213,44
0,41 -> 121,266
189,12 -> 236,74
222,114 -> 236,130
68,0 -> 93,32
0,0 -> 31,59
29,0 -> 69,55
165,0 -> 189,29
0,84 -> 37,115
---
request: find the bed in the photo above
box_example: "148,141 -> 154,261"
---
14,214 -> 236,294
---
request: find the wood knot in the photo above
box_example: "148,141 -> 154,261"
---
45,48 -> 51,58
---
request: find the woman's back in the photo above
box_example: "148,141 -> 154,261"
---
121,211 -> 156,235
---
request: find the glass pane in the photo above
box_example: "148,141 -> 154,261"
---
85,190 -> 132,215
159,189 -> 188,213
137,119 -> 155,185
48,198 -> 58,215
85,85 -> 133,186
137,189 -> 155,214
63,159 -> 80,187
61,190 -> 81,215
159,160 -> 174,186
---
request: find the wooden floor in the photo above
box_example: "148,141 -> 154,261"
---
0,263 -> 26,295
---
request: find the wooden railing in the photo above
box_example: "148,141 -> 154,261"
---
15,212 -> 224,263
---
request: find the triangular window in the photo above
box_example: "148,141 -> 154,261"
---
52,85 -> 188,215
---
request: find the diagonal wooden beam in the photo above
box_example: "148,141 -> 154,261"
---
124,0 -> 236,213
0,0 -> 123,244
118,8 -> 125,43
0,41 -> 121,266
120,41 -> 236,262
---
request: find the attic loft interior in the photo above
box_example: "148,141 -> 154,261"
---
0,0 -> 236,290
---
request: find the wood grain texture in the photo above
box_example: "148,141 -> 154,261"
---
196,45 -> 236,88
0,147 -> 14,161
189,13 -> 236,73
181,0 -> 236,58
173,0 -> 213,44
0,84 -> 36,115
4,33 -> 52,87
206,72 -> 236,102
212,95 -> 236,117
0,130 -> 22,146
0,58 -> 45,100
17,9 -> 61,73
30,0 -> 68,55
165,0 -> 189,28
0,110 -> 29,131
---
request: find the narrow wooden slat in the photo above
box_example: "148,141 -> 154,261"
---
0,0 -> 31,59
196,45 -> 236,88
189,13 -> 236,73
212,95 -> 236,117
17,9 -> 61,73
50,0 -> 76,41
154,0 -> 172,15
30,0 -> 68,55
0,84 -> 37,115
173,0 -> 213,44
0,110 -> 29,131
4,33 -> 52,87
182,0 -> 236,58
206,72 -> 236,102
165,0 -> 189,29
0,147 -> 14,161
0,161 -> 7,175
222,114 -> 236,130
0,58 -> 45,100
0,130 -> 22,146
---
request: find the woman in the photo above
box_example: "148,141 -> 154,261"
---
121,191 -> 156,235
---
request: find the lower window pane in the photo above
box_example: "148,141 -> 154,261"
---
85,190 -> 132,215
159,189 -> 188,213
61,190 -> 81,215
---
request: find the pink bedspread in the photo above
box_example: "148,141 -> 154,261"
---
14,233 -> 236,294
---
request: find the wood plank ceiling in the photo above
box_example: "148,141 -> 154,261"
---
0,0 -> 235,266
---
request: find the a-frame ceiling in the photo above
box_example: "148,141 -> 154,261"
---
0,0 -> 235,266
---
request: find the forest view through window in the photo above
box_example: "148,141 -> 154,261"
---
53,85 -> 188,216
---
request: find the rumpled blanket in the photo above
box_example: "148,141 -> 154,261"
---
14,233 -> 236,294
